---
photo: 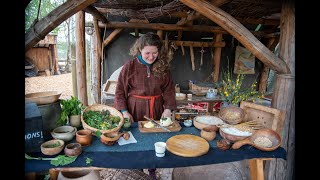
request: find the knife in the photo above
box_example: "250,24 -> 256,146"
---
143,115 -> 171,132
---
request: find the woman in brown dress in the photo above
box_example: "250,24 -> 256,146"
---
114,32 -> 177,122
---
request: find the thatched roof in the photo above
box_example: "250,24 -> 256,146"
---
90,0 -> 281,33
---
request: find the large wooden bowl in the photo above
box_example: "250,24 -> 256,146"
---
218,106 -> 245,125
25,91 -> 62,105
81,104 -> 124,134
193,115 -> 223,131
219,127 -> 252,142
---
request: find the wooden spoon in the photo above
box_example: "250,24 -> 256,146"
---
231,128 -> 281,151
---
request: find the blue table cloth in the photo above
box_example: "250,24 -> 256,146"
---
25,123 -> 286,173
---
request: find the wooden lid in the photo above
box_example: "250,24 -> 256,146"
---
166,134 -> 209,157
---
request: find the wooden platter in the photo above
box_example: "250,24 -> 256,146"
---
138,120 -> 182,133
166,134 -> 209,157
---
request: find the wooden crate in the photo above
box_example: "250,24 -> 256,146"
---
240,101 -> 285,135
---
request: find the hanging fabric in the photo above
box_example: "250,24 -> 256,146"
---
234,46 -> 255,74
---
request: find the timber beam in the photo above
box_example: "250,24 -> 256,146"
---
179,0 -> 290,74
25,0 -> 97,52
84,5 -> 108,23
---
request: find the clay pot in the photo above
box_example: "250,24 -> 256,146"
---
57,170 -> 100,180
76,129 -> 92,147
64,143 -> 82,156
200,127 -> 217,141
51,126 -> 77,142
69,115 -> 81,128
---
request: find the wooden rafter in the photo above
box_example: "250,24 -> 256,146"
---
179,0 -> 290,74
25,0 -> 97,52
84,5 -> 108,23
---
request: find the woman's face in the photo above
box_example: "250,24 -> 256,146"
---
140,45 -> 159,64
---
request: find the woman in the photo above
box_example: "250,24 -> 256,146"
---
114,32 -> 177,122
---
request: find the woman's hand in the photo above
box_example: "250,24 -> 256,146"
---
122,111 -> 134,123
161,109 -> 172,118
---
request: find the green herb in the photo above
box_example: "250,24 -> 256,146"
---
45,141 -> 60,148
50,155 -> 77,166
85,157 -> 93,166
43,174 -> 50,180
25,153 -> 56,161
95,130 -> 102,138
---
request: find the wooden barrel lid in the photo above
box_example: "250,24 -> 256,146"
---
166,134 -> 210,157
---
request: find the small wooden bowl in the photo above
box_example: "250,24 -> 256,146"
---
25,91 -> 62,105
100,132 -> 122,146
41,139 -> 65,156
64,143 -> 82,156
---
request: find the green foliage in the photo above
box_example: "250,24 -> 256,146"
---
50,155 -> 77,166
85,157 -> 93,166
58,96 -> 85,126
25,0 -> 63,33
218,69 -> 263,106
83,110 -> 121,130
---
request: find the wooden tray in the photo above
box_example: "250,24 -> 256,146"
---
103,80 -> 118,95
240,101 -> 285,135
138,120 -> 182,133
166,134 -> 209,157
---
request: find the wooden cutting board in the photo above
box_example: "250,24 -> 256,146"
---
166,134 -> 209,157
138,120 -> 182,133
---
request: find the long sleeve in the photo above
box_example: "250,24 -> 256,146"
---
161,71 -> 177,110
114,63 -> 130,111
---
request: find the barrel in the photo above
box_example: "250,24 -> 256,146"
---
37,100 -> 62,140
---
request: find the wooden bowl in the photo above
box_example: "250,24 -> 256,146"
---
81,104 -> 124,134
218,106 -> 245,125
193,115 -> 223,131
41,139 -> 65,156
100,132 -> 123,146
232,128 -> 281,151
25,91 -> 62,105
219,127 -> 252,142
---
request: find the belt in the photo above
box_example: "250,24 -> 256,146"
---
131,94 -> 162,119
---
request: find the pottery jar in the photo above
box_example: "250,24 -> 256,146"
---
69,115 -> 81,128
64,143 -> 82,156
200,127 -> 217,141
76,129 -> 92,147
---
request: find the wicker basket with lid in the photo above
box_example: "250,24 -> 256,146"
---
81,104 -> 124,134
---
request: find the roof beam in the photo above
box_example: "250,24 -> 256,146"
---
179,0 -> 290,74
25,0 -> 97,52
84,5 -> 108,23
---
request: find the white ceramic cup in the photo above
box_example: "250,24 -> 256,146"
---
154,142 -> 166,157
187,94 -> 192,100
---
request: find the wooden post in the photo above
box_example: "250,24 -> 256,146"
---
91,17 -> 102,104
266,0 -> 295,179
258,37 -> 279,93
75,11 -> 88,106
213,33 -> 222,82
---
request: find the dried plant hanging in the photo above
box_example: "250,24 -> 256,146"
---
199,46 -> 205,71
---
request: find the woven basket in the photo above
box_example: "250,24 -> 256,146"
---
218,106 -> 245,125
81,104 -> 124,134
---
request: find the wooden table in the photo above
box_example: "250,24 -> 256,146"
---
25,123 -> 286,180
